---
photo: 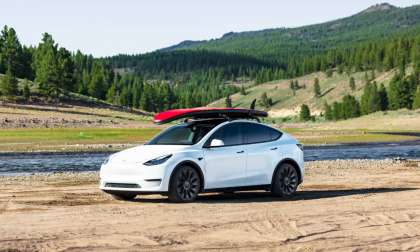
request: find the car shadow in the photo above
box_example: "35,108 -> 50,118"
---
131,187 -> 417,204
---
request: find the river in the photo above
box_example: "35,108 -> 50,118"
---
0,141 -> 419,175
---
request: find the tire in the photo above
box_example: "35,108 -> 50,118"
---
272,163 -> 299,197
168,165 -> 201,203
110,192 -> 137,201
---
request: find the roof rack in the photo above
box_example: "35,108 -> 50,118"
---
153,107 -> 268,125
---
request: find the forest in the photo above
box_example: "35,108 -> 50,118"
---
0,26 -> 239,111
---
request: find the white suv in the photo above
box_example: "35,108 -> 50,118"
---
100,109 -> 304,202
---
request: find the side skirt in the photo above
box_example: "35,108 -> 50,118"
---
203,184 -> 271,193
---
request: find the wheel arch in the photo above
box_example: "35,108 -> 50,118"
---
271,158 -> 302,186
169,160 -> 205,192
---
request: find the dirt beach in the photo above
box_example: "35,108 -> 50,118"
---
1,159 -> 420,251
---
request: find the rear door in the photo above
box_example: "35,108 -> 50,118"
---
243,123 -> 282,186
203,123 -> 247,189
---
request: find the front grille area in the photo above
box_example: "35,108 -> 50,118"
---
105,183 -> 140,188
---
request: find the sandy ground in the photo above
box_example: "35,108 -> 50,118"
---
1,159 -> 420,252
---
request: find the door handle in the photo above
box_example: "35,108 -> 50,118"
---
270,147 -> 278,151
236,150 -> 245,154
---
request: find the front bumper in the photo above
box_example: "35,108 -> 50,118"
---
99,162 -> 170,192
99,179 -> 165,192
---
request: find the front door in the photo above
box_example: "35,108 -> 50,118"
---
203,123 -> 247,189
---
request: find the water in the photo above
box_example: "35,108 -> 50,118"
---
304,142 -> 420,161
0,142 -> 419,175
0,152 -> 110,175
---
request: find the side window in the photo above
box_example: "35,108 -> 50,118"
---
244,123 -> 282,144
207,123 -> 243,147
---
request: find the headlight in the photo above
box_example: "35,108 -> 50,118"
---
143,154 -> 172,166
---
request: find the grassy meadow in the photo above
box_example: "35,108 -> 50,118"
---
0,128 -> 160,152
0,126 -> 418,153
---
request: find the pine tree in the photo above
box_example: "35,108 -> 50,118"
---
388,73 -> 416,110
313,78 -> 321,97
0,67 -> 18,97
57,47 -> 75,91
289,81 -> 295,96
33,33 -> 60,99
0,26 -> 23,77
378,83 -> 388,111
412,36 -> 420,75
299,104 -> 311,121
225,94 -> 232,107
388,74 -> 402,110
324,102 -> 333,121
341,94 -> 361,119
88,63 -> 106,99
259,92 -> 272,108
106,83 -> 117,103
349,76 -> 356,91
413,86 -> 420,109
332,102 -> 343,120
361,82 -> 381,115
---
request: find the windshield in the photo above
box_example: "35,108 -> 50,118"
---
147,123 -> 216,145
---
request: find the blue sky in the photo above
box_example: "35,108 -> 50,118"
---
1,0 -> 419,57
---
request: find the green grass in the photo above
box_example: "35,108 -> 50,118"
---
0,128 -> 161,152
287,130 -> 419,145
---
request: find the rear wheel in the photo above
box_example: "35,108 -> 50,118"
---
168,165 -> 201,202
110,192 -> 137,201
272,163 -> 299,197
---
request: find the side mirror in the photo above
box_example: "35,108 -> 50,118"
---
210,139 -> 224,147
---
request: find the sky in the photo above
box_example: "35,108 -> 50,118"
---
1,0 -> 420,57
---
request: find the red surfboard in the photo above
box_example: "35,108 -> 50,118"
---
153,107 -> 268,124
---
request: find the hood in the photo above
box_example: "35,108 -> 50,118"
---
108,144 -> 189,164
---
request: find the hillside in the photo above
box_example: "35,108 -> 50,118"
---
103,50 -> 274,78
209,68 -> 401,117
162,3 -> 420,63
0,74 -> 152,127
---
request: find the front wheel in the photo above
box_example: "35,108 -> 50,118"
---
168,165 -> 201,203
272,163 -> 299,197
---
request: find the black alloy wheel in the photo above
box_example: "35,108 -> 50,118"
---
169,165 -> 201,202
272,163 -> 299,197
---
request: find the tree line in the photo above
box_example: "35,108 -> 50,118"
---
321,71 -> 420,121
0,26 -> 238,111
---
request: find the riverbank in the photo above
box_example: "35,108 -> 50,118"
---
1,127 -> 419,153
1,159 -> 420,251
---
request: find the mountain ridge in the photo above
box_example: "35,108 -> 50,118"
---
361,3 -> 397,13
158,3 -> 420,62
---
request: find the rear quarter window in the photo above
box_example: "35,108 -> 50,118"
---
243,123 -> 282,144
